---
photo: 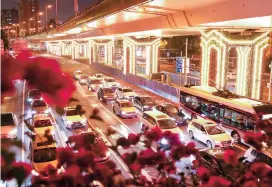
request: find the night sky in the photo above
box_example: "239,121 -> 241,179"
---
1,0 -> 99,23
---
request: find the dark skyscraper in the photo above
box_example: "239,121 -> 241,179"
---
18,0 -> 40,36
1,8 -> 18,26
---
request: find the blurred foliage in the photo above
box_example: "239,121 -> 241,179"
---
1,29 -> 9,50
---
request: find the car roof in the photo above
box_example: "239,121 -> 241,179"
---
143,110 -> 170,120
192,118 -> 216,126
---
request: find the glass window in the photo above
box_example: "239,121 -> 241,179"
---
165,106 -> 179,115
157,119 -> 177,129
120,102 -> 133,108
34,119 -> 52,128
32,100 -> 46,107
123,88 -> 133,92
223,109 -> 232,124
147,116 -> 156,125
33,148 -> 56,163
105,78 -> 116,82
141,97 -> 153,103
103,88 -> 114,93
205,125 -> 225,135
1,113 -> 15,126
66,109 -> 78,116
91,79 -> 101,84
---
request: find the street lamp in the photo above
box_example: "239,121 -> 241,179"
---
45,5 -> 52,31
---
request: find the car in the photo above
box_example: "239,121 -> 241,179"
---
29,135 -> 57,177
62,106 -> 87,129
28,89 -> 43,103
93,73 -> 104,80
66,131 -> 110,162
154,103 -> 187,126
115,87 -> 137,101
102,77 -> 120,90
196,148 -> 238,182
133,95 -> 156,112
187,118 -> 233,149
97,87 -> 116,102
87,77 -> 102,91
1,113 -> 18,139
141,110 -> 183,138
244,146 -> 272,166
32,114 -> 54,134
78,74 -> 89,85
73,70 -> 83,80
31,99 -> 50,117
112,100 -> 137,118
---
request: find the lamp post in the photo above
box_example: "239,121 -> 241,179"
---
45,5 -> 52,31
22,21 -> 26,36
29,18 -> 33,35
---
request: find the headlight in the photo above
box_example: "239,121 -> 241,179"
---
66,120 -> 73,125
45,109 -> 50,113
31,170 -> 40,176
116,83 -> 120,87
81,119 -> 87,124
121,111 -> 126,115
214,140 -> 221,144
28,98 -> 33,102
31,111 -> 36,114
39,97 -> 43,100
144,106 -> 150,108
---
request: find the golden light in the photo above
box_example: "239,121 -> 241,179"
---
38,20 -> 41,23
39,12 -> 44,16
22,21 -> 26,24
29,18 -> 33,21
47,5 -> 52,8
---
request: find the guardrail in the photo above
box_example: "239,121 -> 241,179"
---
90,62 -> 180,103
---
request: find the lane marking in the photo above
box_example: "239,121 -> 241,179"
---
21,80 -> 26,162
50,111 -> 66,147
98,103 -> 136,134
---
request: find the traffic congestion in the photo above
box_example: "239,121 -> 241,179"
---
1,55 -> 272,186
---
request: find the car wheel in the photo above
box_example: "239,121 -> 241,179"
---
189,130 -> 194,139
206,140 -> 213,149
231,132 -> 241,143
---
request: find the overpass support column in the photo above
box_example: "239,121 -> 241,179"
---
123,37 -> 160,76
201,30 -> 270,98
88,40 -> 96,64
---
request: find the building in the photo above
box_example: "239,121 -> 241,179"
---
1,8 -> 19,26
17,0 -> 40,36
48,18 -> 57,29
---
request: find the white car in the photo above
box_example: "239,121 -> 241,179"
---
244,147 -> 272,165
32,114 -> 54,134
115,87 -> 137,101
103,77 -> 120,89
27,89 -> 43,103
112,100 -> 137,118
93,73 -> 104,80
187,118 -> 233,149
73,70 -> 83,80
141,111 -> 183,137
31,99 -> 50,117
78,75 -> 89,85
62,106 -> 87,129
87,77 -> 102,91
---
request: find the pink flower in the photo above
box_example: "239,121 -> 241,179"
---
127,133 -> 140,145
203,176 -> 231,187
144,126 -> 162,142
116,137 -> 131,149
138,148 -> 157,165
11,162 -> 32,185
244,132 -> 268,150
57,147 -> 75,167
129,161 -> 142,173
185,142 -> 199,156
223,149 -> 238,166
197,167 -> 210,183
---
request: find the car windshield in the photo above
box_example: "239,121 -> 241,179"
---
205,125 -> 225,135
106,78 -> 116,82
123,89 -> 133,92
120,102 -> 133,108
34,147 -> 56,163
32,100 -> 46,107
81,75 -> 89,79
96,74 -> 103,78
34,119 -> 52,128
1,113 -> 15,126
75,71 -> 82,75
91,80 -> 101,84
158,119 -> 177,129
103,88 -> 114,94
142,97 -> 153,103
66,109 -> 79,116
165,106 -> 179,114
29,90 -> 41,97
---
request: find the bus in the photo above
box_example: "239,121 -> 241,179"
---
179,86 -> 272,143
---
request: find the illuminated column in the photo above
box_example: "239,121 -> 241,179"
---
146,46 -> 151,75
236,46 -> 251,96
